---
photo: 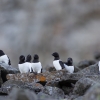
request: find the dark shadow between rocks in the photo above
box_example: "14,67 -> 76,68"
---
0,92 -> 8,96
1,70 -> 8,83
37,81 -> 47,86
58,80 -> 78,95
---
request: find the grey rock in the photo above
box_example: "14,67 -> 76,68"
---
7,73 -> 46,83
74,66 -> 80,73
7,88 -> 38,100
0,96 -> 6,100
62,86 -> 73,95
83,84 -> 100,100
77,63 -> 99,75
37,92 -> 54,100
0,63 -> 18,72
1,80 -> 44,94
74,96 -> 83,100
73,78 -> 96,96
0,87 -> 12,95
2,80 -> 25,88
0,63 -> 19,83
43,86 -> 65,99
1,80 -> 25,95
77,60 -> 96,69
48,67 -> 56,72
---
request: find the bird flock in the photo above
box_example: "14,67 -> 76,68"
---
0,50 -> 76,74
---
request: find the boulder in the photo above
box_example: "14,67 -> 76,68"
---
1,80 -> 26,95
1,80 -> 44,94
48,67 -> 56,72
0,96 -> 6,100
77,60 -> 96,69
77,63 -> 99,75
0,63 -> 19,83
73,78 -> 96,96
43,86 -> 65,99
7,88 -> 38,100
37,92 -> 54,100
74,96 -> 83,100
7,73 -> 46,83
83,84 -> 100,100
74,66 -> 80,73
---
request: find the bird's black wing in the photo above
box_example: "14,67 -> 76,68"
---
8,57 -> 11,65
59,61 -> 65,69
30,67 -> 33,73
41,68 -> 42,73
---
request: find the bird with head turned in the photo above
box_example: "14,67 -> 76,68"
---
52,52 -> 65,70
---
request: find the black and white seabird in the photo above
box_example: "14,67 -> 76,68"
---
18,55 -> 30,73
64,58 -> 74,73
98,61 -> 100,74
0,50 -> 11,65
31,54 -> 42,73
52,52 -> 65,70
24,54 -> 32,73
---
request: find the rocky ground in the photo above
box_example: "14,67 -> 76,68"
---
0,55 -> 100,100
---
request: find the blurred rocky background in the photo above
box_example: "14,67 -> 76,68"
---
0,0 -> 100,68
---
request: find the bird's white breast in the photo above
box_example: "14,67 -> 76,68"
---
31,62 -> 42,73
18,63 -> 30,73
24,62 -> 32,72
0,55 -> 9,65
53,60 -> 62,70
64,64 -> 74,73
98,61 -> 100,71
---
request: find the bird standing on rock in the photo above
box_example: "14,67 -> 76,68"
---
64,58 -> 74,73
52,52 -> 65,70
0,50 -> 11,65
24,54 -> 32,73
18,55 -> 30,73
31,54 -> 42,74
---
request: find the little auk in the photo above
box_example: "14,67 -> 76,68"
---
18,55 -> 30,73
31,54 -> 42,74
0,50 -> 11,65
52,52 -> 65,70
64,58 -> 74,73
24,54 -> 32,73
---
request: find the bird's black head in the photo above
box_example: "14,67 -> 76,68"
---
33,54 -> 39,63
52,52 -> 60,60
0,50 -> 5,56
19,55 -> 25,64
67,58 -> 73,66
26,54 -> 32,62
